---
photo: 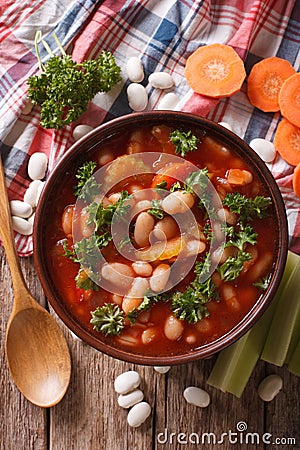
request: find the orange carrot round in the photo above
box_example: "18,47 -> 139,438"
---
247,57 -> 295,112
292,163 -> 300,198
274,118 -> 300,166
279,72 -> 300,128
184,43 -> 246,98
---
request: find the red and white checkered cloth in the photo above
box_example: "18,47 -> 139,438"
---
0,0 -> 299,256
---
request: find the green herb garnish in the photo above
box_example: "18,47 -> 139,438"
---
74,161 -> 99,201
147,199 -> 165,219
90,304 -> 125,335
170,130 -> 199,157
27,32 -> 121,129
223,193 -> 271,222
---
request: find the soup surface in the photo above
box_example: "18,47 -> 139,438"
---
49,123 -> 276,356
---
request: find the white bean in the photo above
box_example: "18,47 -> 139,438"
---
148,72 -> 174,89
127,401 -> 151,427
80,207 -> 93,238
127,83 -> 148,111
222,284 -> 240,311
149,263 -> 170,292
141,327 -> 159,344
101,263 -> 134,291
27,212 -> 35,226
127,277 -> 149,298
164,314 -> 184,341
10,200 -> 32,218
184,240 -> 206,257
132,261 -> 153,277
126,56 -> 144,82
153,216 -> 178,240
72,124 -> 94,141
257,374 -> 283,402
27,152 -> 48,181
218,121 -> 233,132
134,212 -> 155,247
131,200 -> 152,218
183,386 -> 210,408
62,205 -> 74,235
98,150 -> 114,166
154,366 -> 171,374
162,191 -> 194,215
157,92 -> 179,110
11,216 -> 33,235
118,389 -> 144,409
250,138 -> 276,163
122,297 -> 143,315
23,180 -> 43,207
36,180 -> 45,204
114,370 -> 141,394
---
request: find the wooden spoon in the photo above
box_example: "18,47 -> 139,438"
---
0,156 -> 71,407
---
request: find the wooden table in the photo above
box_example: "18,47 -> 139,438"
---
1,246 -> 299,450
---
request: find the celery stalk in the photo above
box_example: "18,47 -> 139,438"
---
207,297 -> 277,397
288,339 -> 300,376
261,253 -> 300,366
207,251 -> 298,396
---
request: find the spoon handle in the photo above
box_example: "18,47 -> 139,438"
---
0,156 -> 29,300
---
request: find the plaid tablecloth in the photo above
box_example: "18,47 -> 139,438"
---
0,0 -> 299,256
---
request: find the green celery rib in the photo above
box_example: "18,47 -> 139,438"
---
261,252 -> 300,366
207,251 -> 298,397
207,297 -> 277,397
288,339 -> 300,376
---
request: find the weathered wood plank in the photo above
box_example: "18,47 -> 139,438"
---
0,249 -> 47,450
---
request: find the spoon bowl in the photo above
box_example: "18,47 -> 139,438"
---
0,156 -> 71,408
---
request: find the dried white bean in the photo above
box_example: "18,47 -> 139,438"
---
164,314 -> 184,341
149,263 -> 170,292
183,386 -> 210,408
127,277 -> 149,298
72,124 -> 94,141
27,152 -> 48,181
127,402 -> 151,427
218,121 -> 233,132
153,216 -> 178,240
10,200 -> 32,218
11,216 -> 33,235
148,72 -> 174,89
154,366 -> 171,374
114,370 -> 141,394
101,263 -> 134,291
28,212 -> 35,226
127,83 -> 148,111
134,211 -> 155,247
257,374 -> 283,402
132,261 -> 153,277
23,180 -> 43,207
162,191 -> 194,215
126,56 -> 144,82
36,181 -> 45,204
250,138 -> 276,163
157,92 -> 179,110
118,389 -> 144,409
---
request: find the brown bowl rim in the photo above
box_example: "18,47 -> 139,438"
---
34,111 -> 288,365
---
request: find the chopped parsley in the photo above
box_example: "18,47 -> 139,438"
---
90,304 -> 125,336
170,130 -> 199,157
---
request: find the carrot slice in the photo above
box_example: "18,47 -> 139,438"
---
184,43 -> 246,98
292,163 -> 300,198
274,118 -> 300,166
279,72 -> 300,128
247,57 -> 295,112
151,162 -> 192,189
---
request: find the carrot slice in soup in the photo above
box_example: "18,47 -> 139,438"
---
274,118 -> 300,166
279,73 -> 300,128
293,163 -> 300,198
247,57 -> 295,112
151,161 -> 192,189
184,43 -> 246,98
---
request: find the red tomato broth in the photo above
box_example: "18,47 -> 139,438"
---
48,124 -> 277,357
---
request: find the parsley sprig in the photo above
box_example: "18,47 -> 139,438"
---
27,32 -> 121,129
90,304 -> 125,336
170,130 -> 199,157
